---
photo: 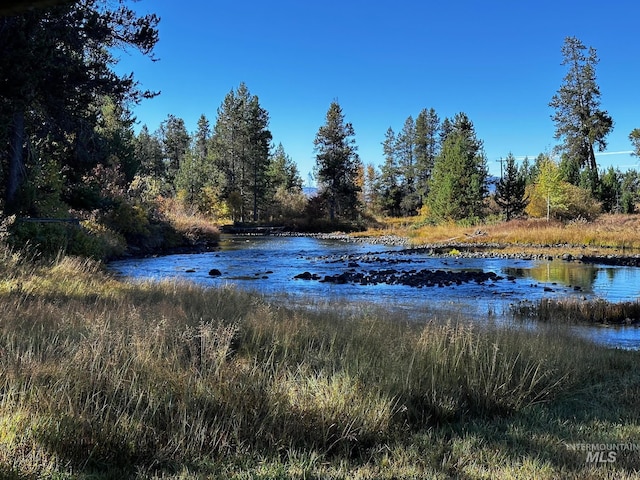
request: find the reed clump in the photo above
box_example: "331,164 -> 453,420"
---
0,248 -> 638,478
512,297 -> 640,325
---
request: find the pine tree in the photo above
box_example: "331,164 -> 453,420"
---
194,114 -> 211,162
313,101 -> 361,221
267,144 -> 305,219
396,116 -> 420,215
158,114 -> 190,187
0,0 -> 159,212
549,37 -> 613,192
376,127 -> 402,216
245,95 -> 272,221
598,167 -> 621,213
426,113 -> 488,221
629,129 -> 640,158
414,108 -> 440,203
174,115 -> 215,207
134,125 -> 165,178
269,144 -> 301,191
212,83 -> 271,221
495,153 -> 528,220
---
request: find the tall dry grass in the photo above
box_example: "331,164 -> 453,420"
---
398,214 -> 640,252
0,248 -> 637,478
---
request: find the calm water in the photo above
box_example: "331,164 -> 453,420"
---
108,235 -> 640,349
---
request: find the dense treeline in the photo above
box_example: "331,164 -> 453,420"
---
133,83 -> 306,224
2,1 -> 640,258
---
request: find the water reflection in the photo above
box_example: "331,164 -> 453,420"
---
108,235 -> 640,350
503,260 -> 640,301
504,261 -> 599,292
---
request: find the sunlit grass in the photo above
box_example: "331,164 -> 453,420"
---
157,196 -> 221,243
368,214 -> 640,254
0,247 -> 638,478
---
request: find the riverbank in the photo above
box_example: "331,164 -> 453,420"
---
360,214 -> 640,258
0,253 -> 639,478
274,229 -> 640,268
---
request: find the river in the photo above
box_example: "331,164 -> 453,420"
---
108,234 -> 640,350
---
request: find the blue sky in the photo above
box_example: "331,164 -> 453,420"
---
114,0 -> 640,181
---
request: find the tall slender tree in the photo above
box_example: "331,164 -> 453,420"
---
134,125 -> 164,178
549,36 -> 613,191
396,115 -> 420,215
212,83 -> 271,221
245,95 -> 272,221
377,127 -> 402,216
414,108 -> 440,203
158,114 -> 190,187
495,153 -> 528,220
174,116 -> 216,207
269,143 -> 303,192
313,101 -> 361,221
194,114 -> 211,162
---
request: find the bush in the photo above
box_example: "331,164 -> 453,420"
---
102,201 -> 150,240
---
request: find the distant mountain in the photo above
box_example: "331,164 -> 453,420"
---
487,175 -> 499,194
303,186 -> 318,197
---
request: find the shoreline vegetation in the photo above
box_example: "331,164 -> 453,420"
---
0,250 -> 639,479
1,215 -> 640,478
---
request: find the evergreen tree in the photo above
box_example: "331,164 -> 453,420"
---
363,163 -> 379,214
212,83 -> 272,221
549,36 -> 613,192
174,114 -> 229,216
0,0 -> 159,212
438,117 -> 453,146
414,108 -> 440,203
376,127 -> 402,216
266,143 -> 304,219
94,97 -> 138,183
134,125 -> 165,178
621,170 -> 640,214
598,167 -> 621,213
158,114 -> 190,187
313,101 -> 361,221
245,95 -> 272,221
426,113 -> 488,221
629,129 -> 640,158
194,114 -> 211,162
269,143 -> 303,192
396,116 -> 420,215
495,153 -> 528,220
520,156 -> 537,185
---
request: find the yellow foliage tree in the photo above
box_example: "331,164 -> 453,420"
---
525,156 -> 568,220
526,155 -> 601,220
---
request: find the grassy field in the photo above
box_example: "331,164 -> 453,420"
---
358,214 -> 640,255
0,248 -> 638,478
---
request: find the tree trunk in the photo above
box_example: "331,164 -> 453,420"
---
7,109 -> 25,212
588,143 -> 598,173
